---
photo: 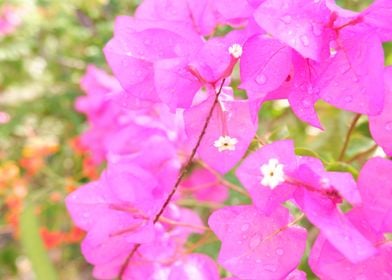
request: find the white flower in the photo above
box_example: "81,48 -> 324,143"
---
228,43 -> 243,59
213,136 -> 238,152
260,158 -> 285,189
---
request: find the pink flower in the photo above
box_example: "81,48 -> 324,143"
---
254,0 -> 330,61
0,5 -> 23,36
184,90 -> 258,173
181,167 -> 228,203
236,140 -> 375,262
357,157 -> 392,233
209,205 -> 307,279
309,208 -> 392,280
369,67 -> 392,156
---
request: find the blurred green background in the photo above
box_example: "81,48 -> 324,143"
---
0,0 -> 390,279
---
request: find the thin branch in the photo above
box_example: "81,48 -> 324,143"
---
119,79 -> 226,278
159,216 -> 210,232
153,78 -> 226,223
338,114 -> 361,161
254,134 -> 268,146
347,144 -> 378,163
118,244 -> 140,277
177,199 -> 224,209
186,231 -> 216,253
197,160 -> 250,198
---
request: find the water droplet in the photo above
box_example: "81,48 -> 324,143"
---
344,95 -> 353,103
302,98 -> 312,108
276,248 -> 284,256
256,74 -> 267,85
281,15 -> 292,24
263,264 -> 277,272
241,223 -> 250,232
249,234 -> 261,249
385,122 -> 392,131
300,35 -> 310,46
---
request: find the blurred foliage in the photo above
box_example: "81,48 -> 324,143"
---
0,0 -> 391,279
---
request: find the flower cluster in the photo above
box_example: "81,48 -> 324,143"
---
66,0 -> 392,279
0,4 -> 23,37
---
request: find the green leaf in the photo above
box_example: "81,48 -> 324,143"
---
295,148 -> 324,161
326,162 -> 359,178
20,203 -> 58,280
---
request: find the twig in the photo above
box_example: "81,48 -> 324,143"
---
338,114 -> 361,161
347,144 -> 378,163
197,160 -> 250,198
159,216 -> 210,232
118,79 -> 226,278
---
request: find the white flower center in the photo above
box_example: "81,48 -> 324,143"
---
260,158 -> 285,189
213,135 -> 238,152
329,41 -> 338,58
228,43 -> 243,58
329,47 -> 337,58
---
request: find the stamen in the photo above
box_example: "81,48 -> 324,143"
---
228,43 -> 243,59
260,158 -> 285,189
213,135 -> 238,152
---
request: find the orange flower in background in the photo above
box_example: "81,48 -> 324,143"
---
20,136 -> 59,176
40,226 -> 85,249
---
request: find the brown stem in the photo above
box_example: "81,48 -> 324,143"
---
118,244 -> 140,277
118,79 -> 226,278
338,114 -> 361,161
177,199 -> 224,209
197,160 -> 250,198
347,144 -> 378,163
159,216 -> 210,232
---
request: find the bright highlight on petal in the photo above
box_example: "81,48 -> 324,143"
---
213,135 -> 238,152
228,43 -> 243,58
260,158 -> 285,189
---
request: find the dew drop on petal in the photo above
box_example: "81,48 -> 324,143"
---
385,122 -> 392,131
302,98 -> 312,108
276,248 -> 284,256
263,264 -> 277,272
344,95 -> 353,103
249,234 -> 261,249
241,223 -> 250,232
256,74 -> 267,85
